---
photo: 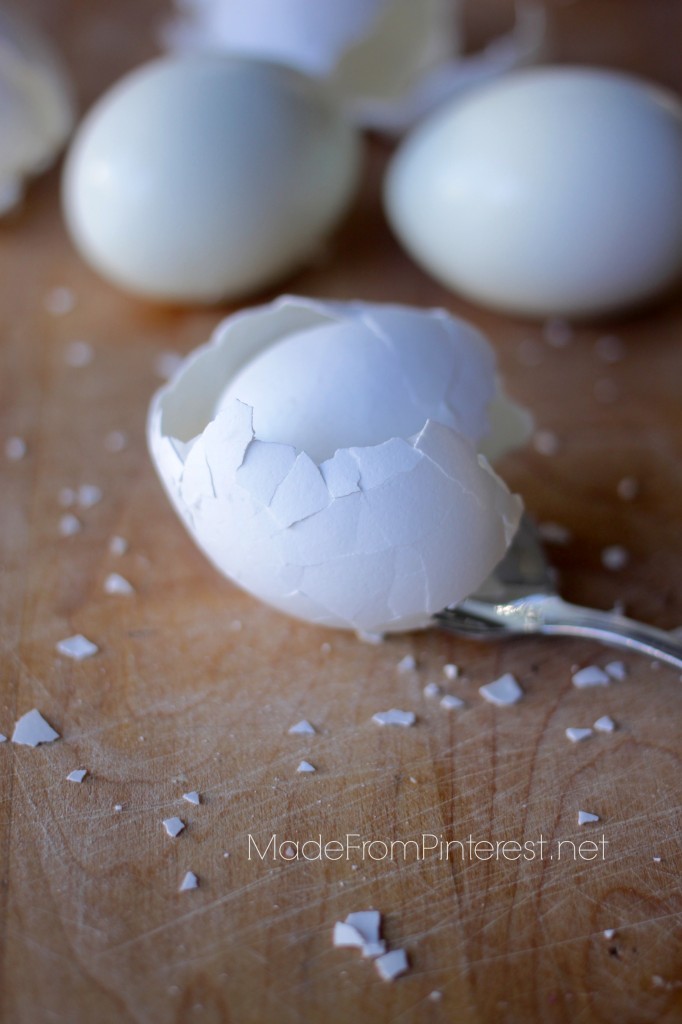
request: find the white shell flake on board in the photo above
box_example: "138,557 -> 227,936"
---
104,573 -> 135,596
565,727 -> 593,743
163,817 -> 186,837
179,871 -> 199,891
77,484 -> 102,509
147,296 -> 528,635
572,666 -> 610,688
59,513 -> 82,537
578,810 -> 600,826
12,709 -> 60,746
183,791 -> 201,805
56,634 -> 99,660
296,760 -> 316,773
372,709 -> 416,727
440,694 -> 464,711
333,911 -> 386,959
109,536 -> 128,556
288,719 -> 316,736
4,437 -> 26,461
66,769 -> 87,783
479,673 -> 523,706
64,339 -> 93,367
594,715 -> 616,733
375,948 -> 409,981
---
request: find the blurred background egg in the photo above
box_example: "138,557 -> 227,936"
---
159,0 -> 545,134
0,4 -> 74,215
385,66 -> 682,319
62,54 -> 361,303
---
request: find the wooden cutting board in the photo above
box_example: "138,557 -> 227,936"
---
1,2 -> 681,1021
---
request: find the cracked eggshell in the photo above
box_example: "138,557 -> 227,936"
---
161,0 -> 546,134
148,296 -> 529,634
62,55 -> 361,303
0,5 -> 74,214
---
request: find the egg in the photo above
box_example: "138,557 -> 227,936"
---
0,5 -> 73,215
161,0 -> 545,134
62,55 -> 361,303
385,67 -> 682,318
147,295 -> 530,635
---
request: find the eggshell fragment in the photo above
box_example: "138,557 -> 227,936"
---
0,6 -> 74,214
375,948 -> 409,981
163,817 -> 185,837
162,0 -> 545,134
56,634 -> 99,660
148,296 -> 527,634
386,67 -> 682,318
62,56 -> 361,303
479,673 -> 523,706
12,709 -> 59,746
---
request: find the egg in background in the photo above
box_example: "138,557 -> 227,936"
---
385,67 -> 682,319
62,55 -> 361,303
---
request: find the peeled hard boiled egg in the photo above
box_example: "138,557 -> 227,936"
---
62,55 -> 361,303
148,295 -> 529,635
385,67 -> 682,318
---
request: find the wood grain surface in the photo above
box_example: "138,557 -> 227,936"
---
1,2 -> 681,1022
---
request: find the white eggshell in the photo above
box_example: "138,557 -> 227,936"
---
385,67 -> 682,318
62,56 -> 361,303
161,0 -> 546,134
148,295 -> 528,634
162,0 -> 458,119
0,6 -> 74,214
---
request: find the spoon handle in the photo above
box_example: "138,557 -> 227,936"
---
452,593 -> 682,670
534,595 -> 682,670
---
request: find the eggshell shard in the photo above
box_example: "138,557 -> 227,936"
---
62,55 -> 361,303
148,296 -> 527,634
0,6 -> 74,215
385,67 -> 682,318
161,0 -> 546,134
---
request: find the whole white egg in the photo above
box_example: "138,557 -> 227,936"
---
148,295 -> 530,635
62,55 -> 361,303
385,67 -> 682,319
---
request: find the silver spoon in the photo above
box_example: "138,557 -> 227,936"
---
436,516 -> 682,670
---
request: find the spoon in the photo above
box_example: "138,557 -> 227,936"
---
436,516 -> 682,670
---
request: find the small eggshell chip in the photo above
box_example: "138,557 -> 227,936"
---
385,67 -> 682,318
147,296 -> 527,634
62,56 -> 361,303
12,709 -> 60,747
479,673 -> 523,706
